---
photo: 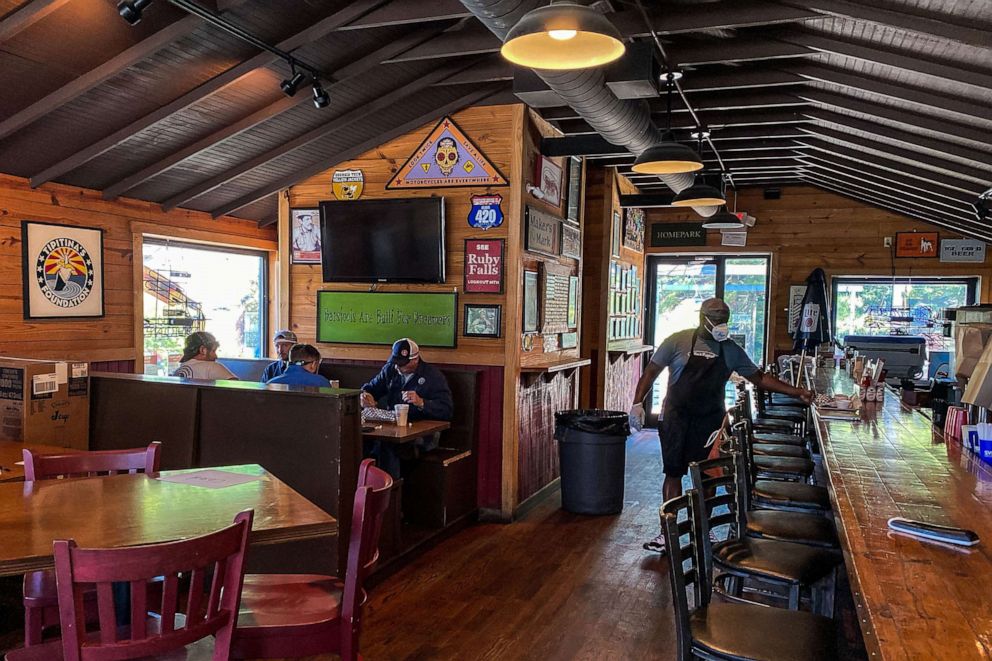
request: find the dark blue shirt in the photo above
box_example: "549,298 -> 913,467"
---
267,364 -> 330,388
361,359 -> 453,421
260,360 -> 287,383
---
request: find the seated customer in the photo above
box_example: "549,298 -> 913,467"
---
173,331 -> 238,380
361,338 -> 453,477
267,344 -> 331,388
260,329 -> 297,382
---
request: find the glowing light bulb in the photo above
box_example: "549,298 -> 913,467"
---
547,29 -> 577,40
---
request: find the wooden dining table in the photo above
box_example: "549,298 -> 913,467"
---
0,440 -> 80,483
812,367 -> 992,660
0,463 -> 336,577
362,419 -> 451,443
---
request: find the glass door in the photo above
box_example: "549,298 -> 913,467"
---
646,255 -> 770,419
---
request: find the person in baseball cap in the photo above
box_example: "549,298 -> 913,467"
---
629,297 -> 813,554
260,329 -> 299,383
360,337 -> 453,477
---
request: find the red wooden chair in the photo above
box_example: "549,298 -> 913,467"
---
230,458 -> 393,660
5,510 -> 253,661
22,443 -> 162,645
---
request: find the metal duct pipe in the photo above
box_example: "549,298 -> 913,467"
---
459,0 -> 716,214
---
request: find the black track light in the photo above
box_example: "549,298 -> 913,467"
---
312,82 -> 330,109
118,0 -> 153,25
280,67 -> 305,97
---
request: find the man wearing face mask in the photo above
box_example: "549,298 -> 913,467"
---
360,338 -> 453,477
629,298 -> 813,553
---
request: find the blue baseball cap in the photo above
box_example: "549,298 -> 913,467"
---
390,338 -> 420,365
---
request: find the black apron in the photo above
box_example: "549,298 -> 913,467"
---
659,329 -> 732,477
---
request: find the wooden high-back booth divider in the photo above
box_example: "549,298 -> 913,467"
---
89,372 -> 361,575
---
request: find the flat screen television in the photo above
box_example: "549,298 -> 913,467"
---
319,197 -> 445,283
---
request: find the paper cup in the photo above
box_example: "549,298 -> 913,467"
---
394,404 -> 409,426
329,380 -> 340,388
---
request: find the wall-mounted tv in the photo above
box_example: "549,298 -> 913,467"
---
319,198 -> 445,283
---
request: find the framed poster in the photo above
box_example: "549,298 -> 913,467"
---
464,304 -> 501,338
463,238 -> 504,293
611,210 -> 622,257
316,291 -> 457,347
566,156 -> 583,224
567,276 -> 579,328
291,208 -> 321,263
895,231 -> 938,258
22,221 -> 104,319
523,270 -> 540,333
561,223 -> 581,260
561,332 -> 578,349
536,155 -> 563,207
623,207 -> 645,252
525,206 -> 561,257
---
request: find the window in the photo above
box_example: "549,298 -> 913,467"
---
142,239 -> 267,375
832,277 -> 978,350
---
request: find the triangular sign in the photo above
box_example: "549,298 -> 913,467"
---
387,116 -> 508,189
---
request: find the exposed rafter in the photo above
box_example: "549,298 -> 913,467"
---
0,0 -> 72,43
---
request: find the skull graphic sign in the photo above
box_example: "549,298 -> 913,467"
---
434,137 -> 460,176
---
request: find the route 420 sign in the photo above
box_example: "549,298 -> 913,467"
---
468,194 -> 504,230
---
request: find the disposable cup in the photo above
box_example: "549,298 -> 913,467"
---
394,404 -> 409,426
329,380 -> 340,388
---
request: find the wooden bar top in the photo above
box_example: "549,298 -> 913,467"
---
0,463 -> 336,577
812,367 -> 992,660
362,419 -> 451,443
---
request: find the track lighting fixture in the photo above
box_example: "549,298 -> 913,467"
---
280,65 -> 306,97
117,0 -> 153,25
312,82 -> 330,109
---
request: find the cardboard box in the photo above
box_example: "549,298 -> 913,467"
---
0,357 -> 89,449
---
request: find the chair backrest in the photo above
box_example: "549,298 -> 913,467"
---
24,442 -> 161,481
55,509 -> 253,661
660,489 -> 710,661
341,459 -> 394,626
688,454 -> 749,542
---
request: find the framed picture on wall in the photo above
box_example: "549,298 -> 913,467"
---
291,208 -> 321,264
567,276 -> 579,328
536,155 -> 563,207
561,223 -> 581,260
525,206 -> 561,257
463,238 -> 504,293
566,156 -> 583,224
21,221 -> 104,319
623,207 -> 645,252
523,270 -> 540,333
611,210 -> 622,257
464,304 -> 501,338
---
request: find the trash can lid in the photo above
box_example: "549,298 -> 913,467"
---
555,409 -> 629,435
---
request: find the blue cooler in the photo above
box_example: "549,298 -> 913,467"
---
844,335 -> 926,379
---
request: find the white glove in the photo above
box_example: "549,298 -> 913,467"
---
629,403 -> 645,432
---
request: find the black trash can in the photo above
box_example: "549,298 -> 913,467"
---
554,409 -> 630,515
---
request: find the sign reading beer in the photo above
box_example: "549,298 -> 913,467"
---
331,169 -> 364,200
895,231 -> 938,258
316,291 -> 457,347
650,222 -> 706,247
463,239 -> 504,294
22,221 -> 104,319
387,116 -> 507,189
940,238 -> 986,263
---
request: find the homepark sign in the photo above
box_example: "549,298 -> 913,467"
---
650,222 -> 707,247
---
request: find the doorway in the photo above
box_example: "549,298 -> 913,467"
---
645,255 -> 771,417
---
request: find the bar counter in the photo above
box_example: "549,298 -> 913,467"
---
812,367 -> 992,660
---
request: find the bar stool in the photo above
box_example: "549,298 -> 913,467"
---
685,464 -> 839,616
734,421 -> 814,483
660,490 -> 837,661
691,451 -> 838,549
728,405 -> 810,460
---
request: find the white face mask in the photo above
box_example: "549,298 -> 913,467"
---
705,319 -> 730,342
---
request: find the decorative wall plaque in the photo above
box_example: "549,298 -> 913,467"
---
525,206 -> 561,257
387,116 -> 507,189
561,223 -> 581,260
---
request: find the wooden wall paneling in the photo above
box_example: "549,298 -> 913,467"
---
579,166 -> 610,408
0,174 -> 275,363
516,370 -> 576,503
645,185 -> 992,359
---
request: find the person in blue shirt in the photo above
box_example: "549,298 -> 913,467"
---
267,344 -> 330,388
361,338 -> 453,477
260,329 -> 298,383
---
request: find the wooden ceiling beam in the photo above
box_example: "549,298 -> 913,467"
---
382,21 -> 500,62
0,0 -> 72,43
799,125 -> 991,187
801,109 -> 992,172
793,65 -> 990,124
28,0 -> 394,187
796,89 -> 992,151
335,0 -> 471,30
541,91 -> 809,122
670,36 -> 813,67
551,109 -> 810,135
0,13 -> 203,142
784,32 -> 992,93
162,58 -> 485,211
775,0 -> 992,51
208,84 -> 504,219
681,68 -> 805,93
610,0 -> 820,37
100,24 -> 450,200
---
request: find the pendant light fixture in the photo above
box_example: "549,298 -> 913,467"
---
501,2 -> 626,70
701,188 -> 744,230
672,132 -> 725,207
632,73 -> 703,175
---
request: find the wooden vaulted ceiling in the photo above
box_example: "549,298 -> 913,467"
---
0,0 -> 989,238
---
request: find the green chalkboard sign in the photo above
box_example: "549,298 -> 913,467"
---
316,291 -> 457,347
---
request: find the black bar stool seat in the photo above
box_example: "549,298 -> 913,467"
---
753,480 -> 830,512
747,509 -> 839,548
690,601 -> 836,661
753,454 -> 814,480
752,431 -> 806,446
752,442 -> 809,459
